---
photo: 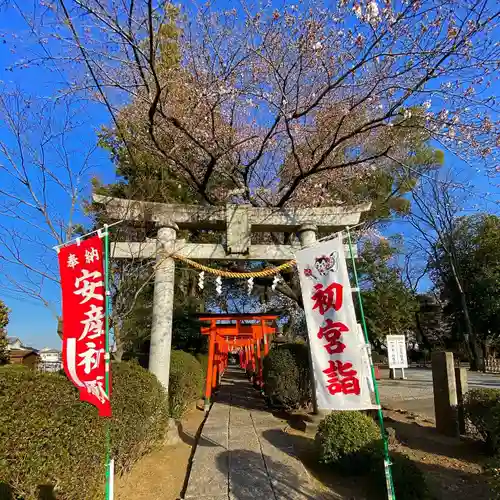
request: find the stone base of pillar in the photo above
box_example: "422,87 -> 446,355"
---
164,418 -> 181,446
432,351 -> 459,437
303,410 -> 328,433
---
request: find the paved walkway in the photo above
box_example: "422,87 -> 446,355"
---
183,367 -> 331,500
377,368 -> 500,420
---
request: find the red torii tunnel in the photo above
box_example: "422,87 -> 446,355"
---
199,313 -> 279,410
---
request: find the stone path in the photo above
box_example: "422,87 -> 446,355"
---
376,368 -> 500,420
183,367 -> 331,500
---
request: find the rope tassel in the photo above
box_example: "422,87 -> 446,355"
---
215,276 -> 222,295
271,274 -> 281,291
247,277 -> 254,295
173,253 -> 296,278
198,271 -> 205,290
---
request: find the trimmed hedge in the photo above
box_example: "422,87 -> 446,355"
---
369,452 -> 433,500
0,361 -> 169,500
485,456 -> 500,499
194,352 -> 209,376
315,411 -> 381,473
111,362 -> 170,472
0,368 -> 105,499
168,350 -> 204,419
315,412 -> 431,498
464,388 -> 500,454
263,343 -> 311,409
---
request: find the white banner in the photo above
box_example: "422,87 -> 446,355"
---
296,235 -> 376,410
386,335 -> 408,369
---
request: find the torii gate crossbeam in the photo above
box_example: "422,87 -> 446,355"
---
93,194 -> 371,395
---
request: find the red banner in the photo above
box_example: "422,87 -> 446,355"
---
58,234 -> 112,417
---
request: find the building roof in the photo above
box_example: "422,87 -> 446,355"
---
7,337 -> 37,351
9,349 -> 39,359
39,347 -> 61,353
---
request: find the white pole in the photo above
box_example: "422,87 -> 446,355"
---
109,459 -> 114,500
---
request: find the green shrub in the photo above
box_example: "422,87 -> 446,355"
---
0,368 -> 106,499
371,352 -> 388,365
315,411 -> 381,473
168,350 -> 204,419
485,456 -> 500,499
263,343 -> 311,409
369,453 -> 433,500
111,361 -> 169,472
195,352 -> 209,375
464,388 -> 500,454
0,361 -> 169,500
0,363 -> 29,371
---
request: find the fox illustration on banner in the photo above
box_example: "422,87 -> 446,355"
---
58,235 -> 112,417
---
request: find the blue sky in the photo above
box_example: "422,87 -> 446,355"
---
0,7 -> 115,348
0,2 -> 499,349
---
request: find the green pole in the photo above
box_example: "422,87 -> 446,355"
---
346,227 -> 396,500
104,224 -> 112,500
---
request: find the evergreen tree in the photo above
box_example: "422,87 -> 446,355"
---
356,238 -> 418,348
431,214 -> 500,360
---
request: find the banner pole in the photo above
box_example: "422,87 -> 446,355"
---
104,224 -> 113,500
346,227 -> 396,500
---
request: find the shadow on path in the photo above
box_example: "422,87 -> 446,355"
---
261,429 -> 370,499
216,449 -> 319,500
384,419 -> 485,461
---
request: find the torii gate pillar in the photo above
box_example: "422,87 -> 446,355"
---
297,223 -> 318,248
149,223 -> 178,392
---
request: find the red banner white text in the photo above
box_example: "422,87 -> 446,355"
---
58,235 -> 112,417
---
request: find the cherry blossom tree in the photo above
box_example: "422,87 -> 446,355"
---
8,0 -> 499,209
3,0 -> 499,350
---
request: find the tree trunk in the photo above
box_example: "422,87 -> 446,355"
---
468,337 -> 484,371
113,345 -> 124,362
448,258 -> 482,371
57,316 -> 63,339
189,273 -> 197,297
453,270 -> 483,371
482,342 -> 489,363
414,311 -> 432,350
113,323 -> 124,362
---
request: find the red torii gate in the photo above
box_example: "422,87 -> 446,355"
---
199,313 -> 279,409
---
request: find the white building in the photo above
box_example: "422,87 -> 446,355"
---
38,348 -> 62,372
6,336 -> 24,350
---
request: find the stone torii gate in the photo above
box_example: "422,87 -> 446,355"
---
93,194 -> 371,392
